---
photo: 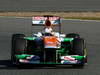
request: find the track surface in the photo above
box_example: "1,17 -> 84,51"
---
0,17 -> 100,75
0,0 -> 100,11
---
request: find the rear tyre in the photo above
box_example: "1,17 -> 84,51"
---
11,34 -> 26,65
72,38 -> 85,67
66,33 -> 80,38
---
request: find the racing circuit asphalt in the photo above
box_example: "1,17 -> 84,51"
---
0,17 -> 100,75
0,0 -> 100,11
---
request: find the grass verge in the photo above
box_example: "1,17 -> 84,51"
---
0,12 -> 100,20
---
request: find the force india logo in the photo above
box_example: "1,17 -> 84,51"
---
63,56 -> 75,61
32,17 -> 59,20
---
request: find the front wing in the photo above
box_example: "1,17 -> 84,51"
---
15,54 -> 85,65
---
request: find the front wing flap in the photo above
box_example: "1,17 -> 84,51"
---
60,55 -> 85,64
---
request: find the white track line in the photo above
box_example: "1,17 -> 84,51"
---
0,16 -> 100,22
0,16 -> 31,18
62,19 -> 100,22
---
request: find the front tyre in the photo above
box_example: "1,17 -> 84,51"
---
72,38 -> 85,67
11,34 -> 27,65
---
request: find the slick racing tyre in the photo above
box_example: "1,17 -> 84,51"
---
72,38 -> 85,67
11,34 -> 26,65
66,33 -> 80,55
73,38 -> 84,55
66,33 -> 80,38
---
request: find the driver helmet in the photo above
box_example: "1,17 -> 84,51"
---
45,17 -> 52,27
44,28 -> 53,33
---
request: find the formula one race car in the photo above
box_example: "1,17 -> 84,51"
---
11,16 -> 87,67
